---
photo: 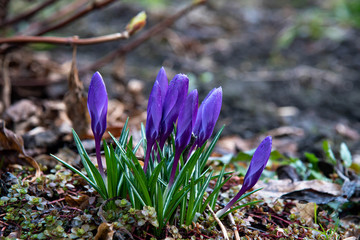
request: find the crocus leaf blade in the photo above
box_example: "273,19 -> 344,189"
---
188,171 -> 213,225
110,133 -> 152,206
340,142 -> 352,167
51,154 -> 107,199
218,200 -> 263,219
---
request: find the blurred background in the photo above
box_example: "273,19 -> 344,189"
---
1,0 -> 360,160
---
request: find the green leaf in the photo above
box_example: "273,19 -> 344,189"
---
199,126 -> 224,171
117,160 -> 147,206
110,133 -> 152,206
219,200 -> 263,218
72,130 -> 95,183
104,141 -> 121,199
186,178 -> 196,224
187,171 -> 213,225
163,186 -> 191,225
116,118 -> 129,156
165,145 -> 204,204
270,150 -> 288,161
209,166 -> 226,210
231,152 -> 252,163
340,142 -> 352,168
201,176 -> 231,213
305,152 -> 319,165
148,160 -> 165,195
322,140 -> 337,164
72,130 -> 108,199
155,182 -> 164,229
51,154 -> 107,200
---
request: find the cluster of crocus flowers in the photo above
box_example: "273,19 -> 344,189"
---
144,67 -> 223,183
86,69 -> 272,218
87,72 -> 108,179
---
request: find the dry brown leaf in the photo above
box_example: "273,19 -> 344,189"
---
292,202 -> 316,226
64,194 -> 89,210
255,179 -> 342,202
4,99 -> 39,123
0,120 -> 41,180
266,126 -> 304,137
64,44 -> 89,139
107,99 -> 125,129
336,123 -> 360,141
94,222 -> 114,240
217,135 -> 250,154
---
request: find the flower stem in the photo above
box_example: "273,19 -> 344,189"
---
143,144 -> 151,173
169,151 -> 182,186
95,137 -> 106,179
216,187 -> 246,218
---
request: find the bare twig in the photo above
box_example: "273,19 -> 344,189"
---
20,0 -> 88,36
0,32 -> 129,45
41,0 -> 89,25
2,55 -> 10,109
0,0 -> 59,28
207,204 -> 229,240
34,0 -> 116,36
228,213 -> 240,240
82,0 -> 207,72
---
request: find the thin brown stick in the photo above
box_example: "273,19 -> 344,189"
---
82,0 -> 207,72
43,0 -> 89,24
207,204 -> 229,240
34,0 -> 116,36
228,213 -> 240,240
2,55 -> 10,109
0,0 -> 59,28
0,32 -> 129,45
20,0 -> 88,36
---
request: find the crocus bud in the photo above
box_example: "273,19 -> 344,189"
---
216,136 -> 272,217
169,90 -> 198,186
144,81 -> 163,172
156,67 -> 168,106
87,72 -> 108,178
158,74 -> 189,149
193,87 -> 222,147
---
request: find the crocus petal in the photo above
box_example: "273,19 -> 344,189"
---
200,87 -> 222,142
159,74 -> 189,148
144,81 -> 162,172
175,90 -> 198,154
87,71 -> 108,139
193,87 -> 222,147
156,67 -> 168,106
146,81 -> 162,139
169,90 -> 198,185
216,136 -> 272,217
87,71 -> 108,178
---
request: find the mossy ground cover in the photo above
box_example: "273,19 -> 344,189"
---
0,162 -> 355,239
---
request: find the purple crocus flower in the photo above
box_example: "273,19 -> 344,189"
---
216,136 -> 272,217
144,81 -> 162,172
169,90 -> 198,186
193,87 -> 222,148
156,67 -> 168,106
158,74 -> 189,149
87,72 -> 108,178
